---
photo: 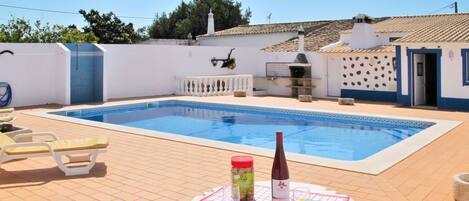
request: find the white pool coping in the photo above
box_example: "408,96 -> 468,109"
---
25,97 -> 462,175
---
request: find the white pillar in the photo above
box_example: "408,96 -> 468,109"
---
207,9 -> 215,35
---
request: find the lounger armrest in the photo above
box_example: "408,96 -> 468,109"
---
0,108 -> 14,114
0,117 -> 16,124
2,142 -> 52,154
13,132 -> 58,142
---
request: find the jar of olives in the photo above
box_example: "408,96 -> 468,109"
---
231,156 -> 254,201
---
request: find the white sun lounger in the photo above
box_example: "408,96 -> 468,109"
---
0,115 -> 16,126
0,108 -> 14,117
0,132 -> 109,176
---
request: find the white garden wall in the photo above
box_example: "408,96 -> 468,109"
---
0,43 -> 69,107
1,43 -> 330,107
100,45 -> 330,99
100,45 -> 269,100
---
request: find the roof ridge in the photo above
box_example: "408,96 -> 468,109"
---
240,19 -> 352,27
390,12 -> 469,19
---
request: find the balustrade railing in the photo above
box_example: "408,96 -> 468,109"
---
176,74 -> 253,96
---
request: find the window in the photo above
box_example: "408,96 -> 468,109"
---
463,49 -> 469,86
417,62 -> 424,76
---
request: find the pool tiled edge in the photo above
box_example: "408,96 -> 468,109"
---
25,97 -> 462,175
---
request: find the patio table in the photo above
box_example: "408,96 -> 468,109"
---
192,181 -> 353,201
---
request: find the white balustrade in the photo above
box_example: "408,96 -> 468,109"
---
176,74 -> 253,96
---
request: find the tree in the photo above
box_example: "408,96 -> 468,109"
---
0,17 -> 98,43
149,0 -> 251,39
59,27 -> 99,43
79,9 -> 145,44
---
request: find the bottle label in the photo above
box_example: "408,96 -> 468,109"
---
272,179 -> 289,200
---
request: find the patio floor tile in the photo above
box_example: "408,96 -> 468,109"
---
2,96 -> 469,201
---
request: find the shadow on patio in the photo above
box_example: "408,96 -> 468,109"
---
0,162 -> 107,189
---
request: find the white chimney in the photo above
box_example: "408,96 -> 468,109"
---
207,9 -> 215,35
298,25 -> 305,53
349,14 -> 377,49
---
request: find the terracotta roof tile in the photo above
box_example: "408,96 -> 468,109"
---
396,13 -> 469,43
262,20 -> 355,52
197,21 -> 331,38
342,13 -> 469,34
319,44 -> 396,54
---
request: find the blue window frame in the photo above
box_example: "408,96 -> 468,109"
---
463,49 -> 469,86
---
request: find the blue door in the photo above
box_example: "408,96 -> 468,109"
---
66,44 -> 103,104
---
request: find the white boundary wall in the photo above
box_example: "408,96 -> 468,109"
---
100,45 -> 268,100
0,43 -> 70,107
0,43 -> 330,107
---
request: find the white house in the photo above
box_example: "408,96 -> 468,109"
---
316,13 -> 469,111
196,10 -> 353,49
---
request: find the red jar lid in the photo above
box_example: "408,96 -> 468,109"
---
231,156 -> 253,168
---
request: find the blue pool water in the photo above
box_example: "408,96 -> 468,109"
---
51,100 -> 434,161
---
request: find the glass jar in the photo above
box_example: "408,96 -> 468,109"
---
231,156 -> 254,201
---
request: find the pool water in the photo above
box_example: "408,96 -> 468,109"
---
52,100 -> 434,161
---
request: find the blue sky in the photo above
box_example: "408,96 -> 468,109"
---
0,0 -> 467,29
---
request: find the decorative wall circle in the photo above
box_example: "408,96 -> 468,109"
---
340,53 -> 396,91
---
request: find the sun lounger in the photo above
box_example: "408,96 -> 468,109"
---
0,108 -> 14,117
0,115 -> 15,125
0,132 -> 109,176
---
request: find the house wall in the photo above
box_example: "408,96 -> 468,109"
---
0,43 -> 69,107
197,32 -> 297,48
397,42 -> 469,110
138,39 -> 197,46
341,53 -> 396,91
341,32 -> 408,46
324,52 -> 397,102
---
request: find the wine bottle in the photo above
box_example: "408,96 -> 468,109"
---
271,131 -> 290,201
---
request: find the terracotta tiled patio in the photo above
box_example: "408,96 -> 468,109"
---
1,96 -> 469,201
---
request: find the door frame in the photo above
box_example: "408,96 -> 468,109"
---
326,56 -> 341,97
406,48 -> 442,107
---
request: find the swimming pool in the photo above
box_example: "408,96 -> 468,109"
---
50,100 -> 434,161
